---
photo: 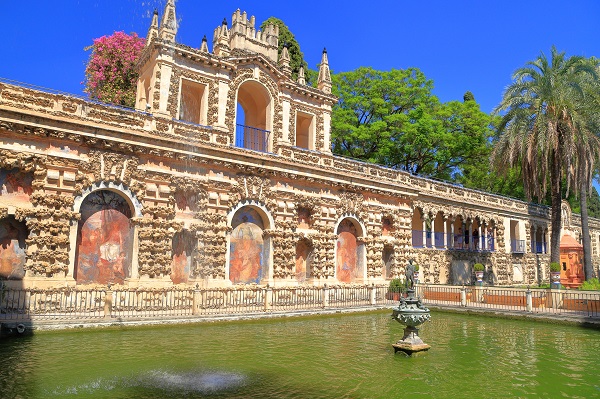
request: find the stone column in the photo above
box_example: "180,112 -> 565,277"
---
467,220 -> 473,251
477,223 -> 482,251
449,218 -> 455,249
481,222 -> 487,251
422,216 -> 427,248
443,216 -> 448,249
532,225 -> 538,253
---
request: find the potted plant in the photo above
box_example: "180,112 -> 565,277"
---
549,262 -> 561,286
474,263 -> 485,284
386,278 -> 404,300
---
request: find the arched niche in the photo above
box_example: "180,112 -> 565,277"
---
228,205 -> 272,284
74,190 -> 134,285
295,238 -> 313,283
335,216 -> 366,283
171,230 -> 195,284
235,80 -> 272,152
0,215 -> 28,280
382,245 -> 395,279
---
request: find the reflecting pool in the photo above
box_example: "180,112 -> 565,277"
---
1,311 -> 599,398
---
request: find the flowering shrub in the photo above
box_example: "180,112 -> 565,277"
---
83,31 -> 145,107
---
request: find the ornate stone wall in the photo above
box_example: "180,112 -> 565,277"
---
1,8 -> 598,289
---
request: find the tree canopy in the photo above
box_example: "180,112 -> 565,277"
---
331,67 -> 494,181
260,17 -> 316,84
492,46 -> 597,265
83,31 -> 145,107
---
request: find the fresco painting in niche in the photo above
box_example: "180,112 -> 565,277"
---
0,216 -> 27,279
76,190 -> 133,285
297,208 -> 310,229
229,208 -> 265,284
336,219 -> 360,283
295,240 -> 311,283
175,191 -> 199,213
0,168 -> 33,201
171,230 -> 195,284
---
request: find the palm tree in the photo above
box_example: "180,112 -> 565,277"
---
492,47 -> 592,265
573,58 -> 600,279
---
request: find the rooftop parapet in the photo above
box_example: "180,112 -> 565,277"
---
215,9 -> 279,62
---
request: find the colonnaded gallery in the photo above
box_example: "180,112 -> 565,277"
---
0,2 -> 598,290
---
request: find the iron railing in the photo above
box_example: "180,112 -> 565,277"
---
412,230 -> 495,251
1,283 -> 598,322
235,124 -> 270,152
511,239 -> 526,253
417,284 -> 600,318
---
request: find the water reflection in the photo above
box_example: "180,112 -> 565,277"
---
0,312 -> 599,398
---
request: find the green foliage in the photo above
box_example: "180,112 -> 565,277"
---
578,278 -> 600,291
388,278 -> 403,291
260,17 -> 317,85
564,186 -> 600,218
83,31 -> 145,107
473,263 -> 484,272
331,67 -> 494,181
549,262 -> 561,272
413,264 -> 420,271
492,47 -> 597,264
463,91 -> 475,102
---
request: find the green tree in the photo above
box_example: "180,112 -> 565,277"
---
492,47 -> 593,265
331,67 -> 493,180
83,31 -> 145,107
260,17 -> 316,85
571,57 -> 600,279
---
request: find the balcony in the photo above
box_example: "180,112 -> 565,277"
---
511,239 -> 526,253
236,124 -> 270,153
412,230 -> 495,251
531,241 -> 546,254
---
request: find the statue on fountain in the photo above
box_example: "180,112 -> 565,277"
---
405,259 -> 416,290
391,258 -> 431,356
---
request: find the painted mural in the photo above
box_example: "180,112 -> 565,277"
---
0,168 -> 33,202
0,216 -> 27,280
229,208 -> 265,284
295,240 -> 311,282
171,230 -> 194,284
75,190 -> 133,285
336,219 -> 362,283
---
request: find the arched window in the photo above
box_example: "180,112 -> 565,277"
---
75,190 -> 133,285
229,206 -> 269,284
236,80 -> 272,152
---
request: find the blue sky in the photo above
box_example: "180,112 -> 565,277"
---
2,0 -> 599,114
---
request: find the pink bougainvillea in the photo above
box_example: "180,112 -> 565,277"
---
83,31 -> 145,107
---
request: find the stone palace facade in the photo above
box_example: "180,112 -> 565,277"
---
0,2 -> 598,290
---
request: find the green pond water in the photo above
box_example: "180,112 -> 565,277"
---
1,311 -> 599,398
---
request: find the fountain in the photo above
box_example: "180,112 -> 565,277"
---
391,260 -> 431,355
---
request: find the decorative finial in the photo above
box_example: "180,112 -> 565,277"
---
222,18 -> 228,26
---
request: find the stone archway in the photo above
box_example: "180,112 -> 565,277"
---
236,80 -> 272,152
74,190 -> 134,285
